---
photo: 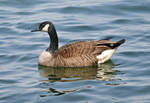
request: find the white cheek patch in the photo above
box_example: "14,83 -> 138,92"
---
97,49 -> 116,64
42,24 -> 49,32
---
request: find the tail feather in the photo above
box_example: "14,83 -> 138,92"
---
112,39 -> 125,49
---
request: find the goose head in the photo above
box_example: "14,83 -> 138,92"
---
31,21 -> 54,32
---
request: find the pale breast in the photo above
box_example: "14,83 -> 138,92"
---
38,51 -> 52,65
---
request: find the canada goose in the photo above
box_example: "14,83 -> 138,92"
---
31,21 -> 125,67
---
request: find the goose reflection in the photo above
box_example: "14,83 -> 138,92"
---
40,86 -> 92,97
38,60 -> 118,82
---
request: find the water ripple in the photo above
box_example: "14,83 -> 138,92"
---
0,0 -> 150,103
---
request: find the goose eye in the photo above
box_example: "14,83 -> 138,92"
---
39,24 -> 45,30
41,24 -> 45,27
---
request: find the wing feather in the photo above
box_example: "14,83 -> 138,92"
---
52,40 -> 115,67
56,40 -> 115,57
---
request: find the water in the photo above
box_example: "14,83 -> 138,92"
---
0,0 -> 150,103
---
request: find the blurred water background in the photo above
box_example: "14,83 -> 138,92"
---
0,0 -> 150,103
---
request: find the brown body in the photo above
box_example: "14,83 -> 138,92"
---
39,40 -> 117,67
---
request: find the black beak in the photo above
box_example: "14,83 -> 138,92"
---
31,29 -> 40,32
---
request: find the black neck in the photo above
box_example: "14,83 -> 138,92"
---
46,25 -> 58,54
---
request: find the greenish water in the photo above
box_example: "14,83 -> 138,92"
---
0,0 -> 150,103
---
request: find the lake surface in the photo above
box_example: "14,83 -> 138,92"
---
0,0 -> 150,103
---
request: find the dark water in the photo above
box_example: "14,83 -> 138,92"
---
0,0 -> 150,103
